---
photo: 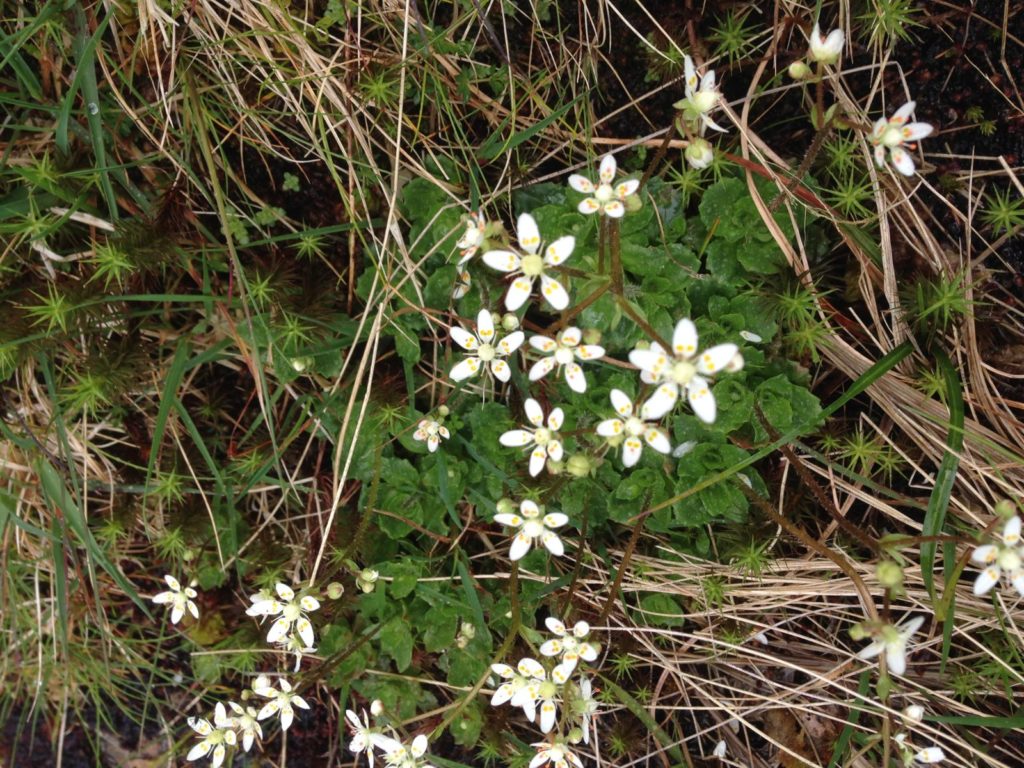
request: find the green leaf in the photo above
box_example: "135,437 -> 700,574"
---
637,593 -> 685,627
380,616 -> 415,672
422,605 -> 459,652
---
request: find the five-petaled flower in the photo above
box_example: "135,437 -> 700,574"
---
629,318 -> 739,423
491,661 -> 542,721
500,398 -> 565,477
675,55 -> 727,134
857,615 -> 925,676
413,419 -> 449,453
528,327 -> 605,393
375,733 -> 436,768
596,389 -> 672,468
509,657 -> 562,733
246,582 -> 321,648
254,676 -> 310,731
152,574 -> 199,625
567,154 -> 640,218
971,515 -> 1024,597
808,23 -> 844,65
539,617 -> 599,680
224,701 -> 262,753
346,708 -> 393,768
186,703 -> 237,768
530,739 -> 584,768
450,309 -> 525,383
870,102 -> 934,176
482,213 -> 574,311
495,499 -> 569,561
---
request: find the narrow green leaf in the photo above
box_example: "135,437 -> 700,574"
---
478,95 -> 583,161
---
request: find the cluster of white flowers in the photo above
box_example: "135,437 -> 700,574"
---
970,514 -> 1024,597
894,704 -> 945,765
675,55 -> 726,169
346,704 -> 438,768
490,617 -> 600,766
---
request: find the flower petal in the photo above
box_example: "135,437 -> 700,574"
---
266,616 -> 292,644
187,742 -> 212,761
505,277 -> 535,311
672,318 -> 699,358
890,147 -> 916,176
541,530 -> 565,557
568,174 -> 595,194
499,330 -> 525,354
517,213 -> 542,254
892,101 -> 916,123
616,179 -> 640,198
544,512 -> 569,528
596,418 -> 623,437
644,428 -> 672,455
970,544 -> 997,565
524,398 -> 545,427
544,236 -> 575,266
696,343 -> 739,375
973,566 -> 1000,596
640,384 -> 678,420
300,596 -> 320,612
529,448 -> 547,476
529,356 -> 557,381
609,388 -> 634,417
687,376 -> 717,423
164,574 -> 182,591
500,429 -> 536,447
577,198 -> 601,215
509,533 -> 532,561
296,618 -> 315,648
629,348 -> 669,376
603,200 -> 625,218
490,359 -> 512,383
1003,515 -> 1022,546
450,326 -> 479,351
539,275 -> 569,310
902,122 -> 933,141
564,363 -> 587,393
476,309 -> 495,342
275,583 -> 295,601
530,334 -> 557,352
622,437 -> 643,467
449,357 -> 481,381
547,407 -> 564,431
482,249 -> 522,273
599,154 -> 617,183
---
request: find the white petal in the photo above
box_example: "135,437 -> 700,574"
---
505,277 -> 535,311
476,309 -> 495,341
902,122 -> 933,141
616,179 -> 640,198
275,583 -> 295,601
622,437 -> 643,467
529,356 -> 557,381
500,430 -> 536,447
577,198 -> 601,215
524,398 -> 545,427
644,428 -> 671,455
411,734 -> 429,757
499,330 -> 525,354
547,407 -> 564,430
1002,516 -> 1022,546
629,348 -> 669,376
491,683 -> 514,706
520,499 -> 541,517
687,376 -> 717,423
552,659 -> 575,682
890,147 -> 916,176
164,574 -> 182,591
915,747 -> 945,764
609,389 -> 634,417
874,144 -> 887,168
857,640 -> 884,661
568,174 -> 595,194
543,512 -> 569,528
892,101 -> 917,123
257,701 -> 280,720
596,418 -> 623,437
672,319 -> 698,358
887,644 -> 907,676
189,717 -> 213,736
1011,571 -> 1024,597
545,616 -> 567,635
490,359 -> 512,383
279,705 -> 294,731
151,591 -> 174,604
539,639 -> 562,656
186,742 -> 212,761
300,596 -> 320,611
541,530 -> 565,557
449,357 -> 481,381
599,154 -> 617,183
450,326 -> 479,351
973,566 -> 1000,596
170,605 -> 184,625
296,618 -> 315,648
559,327 -> 582,346
544,236 -> 575,266
187,600 -> 199,619
266,616 -> 292,644
529,448 -> 547,477
970,544 -> 997,565
509,533 -> 532,561
640,384 -> 678,420
211,744 -> 226,768
539,275 -> 569,310
539,700 -> 557,733
482,249 -> 521,273
603,200 -> 625,218
518,657 -> 546,678
696,343 -> 739,375
517,213 -> 541,253
530,334 -> 557,352
564,363 -> 587,393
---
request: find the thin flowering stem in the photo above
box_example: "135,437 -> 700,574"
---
614,296 -> 672,351
609,217 -> 623,296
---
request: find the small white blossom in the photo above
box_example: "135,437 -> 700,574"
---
224,702 -> 262,753
857,615 -> 925,676
449,309 -> 525,383
539,617 -> 599,680
674,55 -> 727,134
528,326 -> 605,393
186,704 -> 237,768
495,499 -> 569,561
482,213 -> 574,311
595,389 -> 672,468
628,318 -> 739,423
870,102 -> 934,176
357,568 -> 379,593
246,582 -> 320,648
509,658 -> 562,733
152,574 -> 199,625
712,740 -> 727,758
412,419 -> 449,453
490,662 -> 538,721
573,678 -> 599,744
567,154 -> 639,218
279,633 -> 316,672
346,708 -> 394,768
685,138 -> 714,169
971,515 -> 1024,597
254,677 -> 310,731
500,398 -> 565,477
901,704 -> 925,726
895,732 -> 945,765
453,211 -> 487,299
529,740 -> 584,768
808,23 -> 844,65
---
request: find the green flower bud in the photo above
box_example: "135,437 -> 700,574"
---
547,459 -> 565,475
582,328 -> 602,346
496,497 -> 516,516
501,313 -> 520,332
624,194 -> 643,213
788,60 -> 812,80
567,727 -> 584,744
848,623 -> 868,641
437,404 -> 450,417
290,356 -> 314,372
994,499 -> 1017,520
566,454 -> 593,478
326,581 -> 345,600
876,560 -> 904,592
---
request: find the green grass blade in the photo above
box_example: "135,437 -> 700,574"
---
478,95 -> 584,161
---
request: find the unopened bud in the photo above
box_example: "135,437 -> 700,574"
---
848,623 -> 868,641
567,727 -> 584,744
901,704 -> 925,726
994,499 -> 1016,520
685,138 -> 714,169
566,454 -> 593,478
370,699 -> 384,716
582,328 -> 602,346
326,582 -> 345,600
788,60 -> 812,80
496,498 -> 516,516
876,560 -> 904,592
437,404 -> 450,417
291,356 -> 314,372
501,313 -> 520,332
546,459 -> 565,475
624,194 -> 643,213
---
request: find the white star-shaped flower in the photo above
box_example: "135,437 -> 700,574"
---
509,657 -> 562,733
629,319 -> 739,423
808,23 -> 844,64
495,499 -> 569,561
449,309 -> 525,383
345,708 -> 395,768
539,617 -> 599,679
500,398 -> 565,477
186,704 -> 237,768
870,101 -> 934,176
482,213 -> 574,311
971,515 -> 1024,597
573,677 -> 599,744
152,574 -> 199,625
491,660 -> 544,721
857,615 -> 925,676
529,739 -> 584,768
596,389 -> 672,468
413,419 -> 449,453
528,326 -> 605,393
224,702 -> 262,753
254,677 -> 310,731
674,55 -> 727,134
246,582 -> 320,648
567,154 -> 640,218
452,211 -> 487,300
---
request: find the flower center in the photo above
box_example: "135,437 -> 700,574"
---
539,680 -> 558,698
625,416 -> 645,437
881,125 -> 904,148
669,360 -> 697,385
283,602 -> 301,621
523,519 -> 545,538
554,347 -> 575,365
477,343 -> 496,362
534,428 -> 552,446
691,90 -> 718,114
521,253 -> 545,276
595,183 -> 614,203
998,547 -> 1022,572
